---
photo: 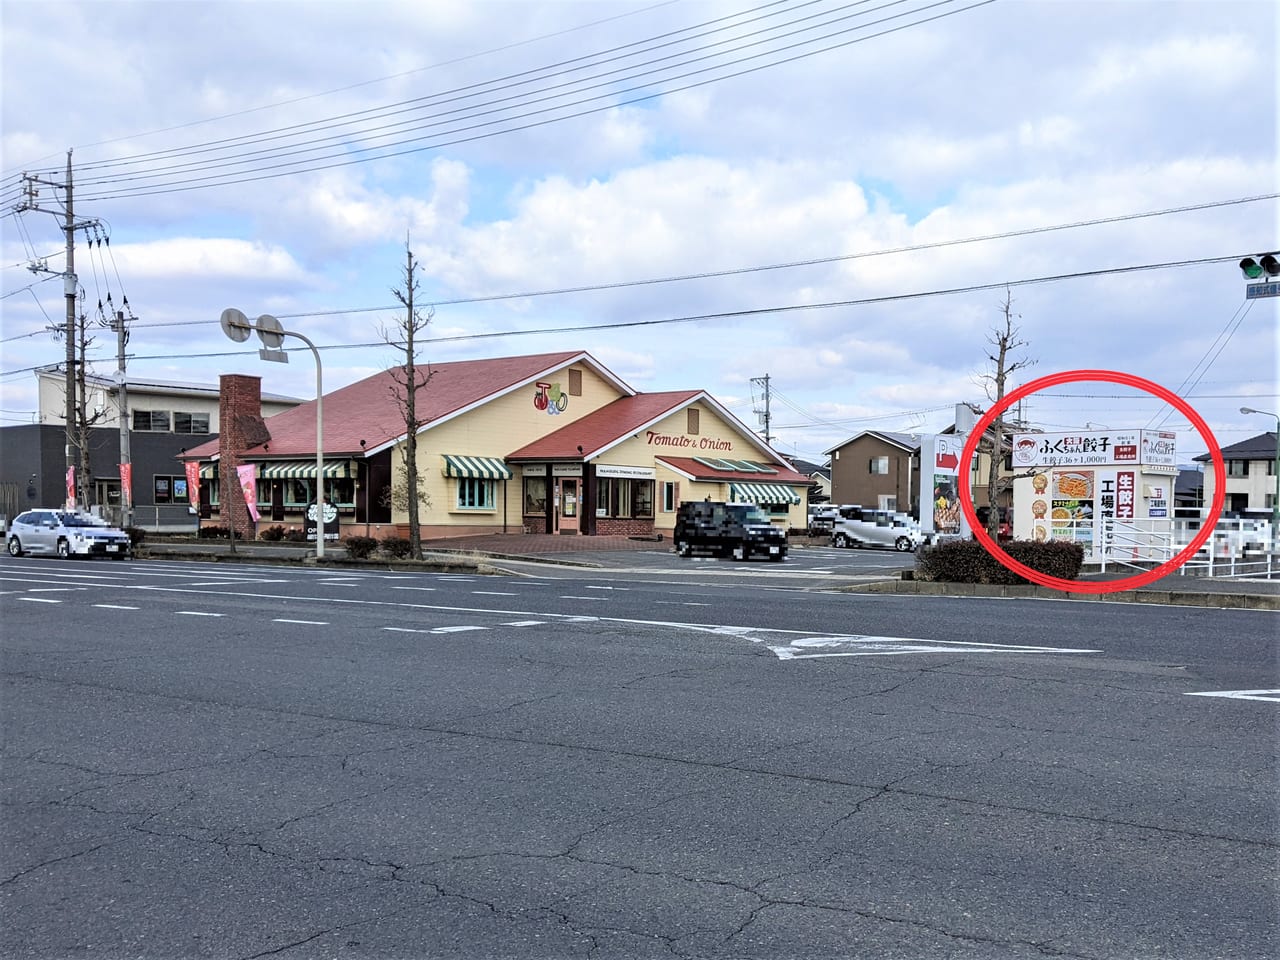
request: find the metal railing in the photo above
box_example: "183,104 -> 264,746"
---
1094,517 -> 1277,579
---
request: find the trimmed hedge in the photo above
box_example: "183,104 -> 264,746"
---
344,536 -> 378,560
379,535 -> 414,560
259,524 -> 287,541
916,539 -> 1084,585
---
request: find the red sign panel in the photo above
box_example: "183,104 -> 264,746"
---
1116,470 -> 1135,520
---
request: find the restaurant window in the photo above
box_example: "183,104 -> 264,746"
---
568,368 -> 582,396
133,410 -> 170,432
173,412 -> 210,434
523,476 -> 548,515
661,481 -> 678,512
153,475 -> 188,504
599,479 -> 654,519
869,456 -> 890,474
687,408 -> 700,435
457,477 -> 496,510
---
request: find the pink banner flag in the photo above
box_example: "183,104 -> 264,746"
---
184,461 -> 201,509
119,463 -> 133,507
236,463 -> 261,523
66,466 -> 76,510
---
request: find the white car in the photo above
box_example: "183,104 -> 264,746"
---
7,509 -> 133,559
830,505 -> 928,552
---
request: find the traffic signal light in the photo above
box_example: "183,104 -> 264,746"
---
1239,253 -> 1280,279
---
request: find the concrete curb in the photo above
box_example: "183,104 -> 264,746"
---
838,579 -> 1280,610
137,547 -> 498,576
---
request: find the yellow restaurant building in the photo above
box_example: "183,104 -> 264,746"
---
179,350 -> 809,540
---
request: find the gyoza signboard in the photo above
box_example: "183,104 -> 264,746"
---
1011,430 -> 1176,468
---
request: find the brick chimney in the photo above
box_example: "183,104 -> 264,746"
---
219,374 -> 268,540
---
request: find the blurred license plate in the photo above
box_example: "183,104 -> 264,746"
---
106,545 -> 118,552
769,546 -> 779,554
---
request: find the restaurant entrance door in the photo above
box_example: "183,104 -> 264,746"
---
557,477 -> 579,534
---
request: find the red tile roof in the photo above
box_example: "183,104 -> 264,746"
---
656,457 -> 811,485
506,391 -> 703,461
182,350 -> 622,460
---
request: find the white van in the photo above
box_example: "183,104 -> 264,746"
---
830,505 -> 927,552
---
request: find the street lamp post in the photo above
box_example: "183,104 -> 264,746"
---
222,309 -> 326,560
1240,406 -> 1280,545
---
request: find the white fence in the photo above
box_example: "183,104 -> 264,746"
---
1094,517 -> 1276,579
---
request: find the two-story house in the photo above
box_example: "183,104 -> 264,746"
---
1194,431 -> 1278,517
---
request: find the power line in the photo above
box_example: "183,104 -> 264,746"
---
6,0 -> 996,202
40,193 -> 1266,338
1,251 -> 1239,379
8,0 -> 687,165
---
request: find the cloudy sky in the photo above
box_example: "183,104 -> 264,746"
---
2,0 -> 1276,465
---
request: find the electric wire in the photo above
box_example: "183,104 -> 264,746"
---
10,0 -> 688,165
25,0 -> 996,201
0,252 -> 1240,379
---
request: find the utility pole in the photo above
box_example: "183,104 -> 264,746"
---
751,374 -> 773,446
17,151 -> 99,509
111,310 -> 132,528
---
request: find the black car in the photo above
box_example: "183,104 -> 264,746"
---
673,501 -> 787,561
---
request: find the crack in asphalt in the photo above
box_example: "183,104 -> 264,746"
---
5,668 -> 1275,850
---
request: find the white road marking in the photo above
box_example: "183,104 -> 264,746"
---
19,597 -> 61,604
176,611 -> 224,617
94,604 -> 139,610
473,591 -> 517,596
502,620 -> 545,626
560,595 -> 607,601
768,636 -> 1100,660
273,619 -> 329,625
585,585 -> 629,591
382,625 -> 487,635
120,585 -> 1100,661
29,587 -> 80,592
183,579 -> 290,587
392,586 -> 436,592
656,600 -> 709,606
1185,689 -> 1280,703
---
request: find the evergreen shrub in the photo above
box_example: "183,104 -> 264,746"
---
916,539 -> 1084,585
344,536 -> 378,560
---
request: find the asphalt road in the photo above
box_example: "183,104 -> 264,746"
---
2,555 -> 1277,959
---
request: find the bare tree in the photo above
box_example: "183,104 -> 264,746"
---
380,239 -> 435,558
68,301 -> 106,508
977,288 -> 1035,540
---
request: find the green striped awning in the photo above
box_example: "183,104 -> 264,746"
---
730,482 -> 801,505
259,460 -> 352,479
441,455 -> 512,480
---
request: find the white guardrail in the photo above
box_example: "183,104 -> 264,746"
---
1092,517 -> 1277,579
